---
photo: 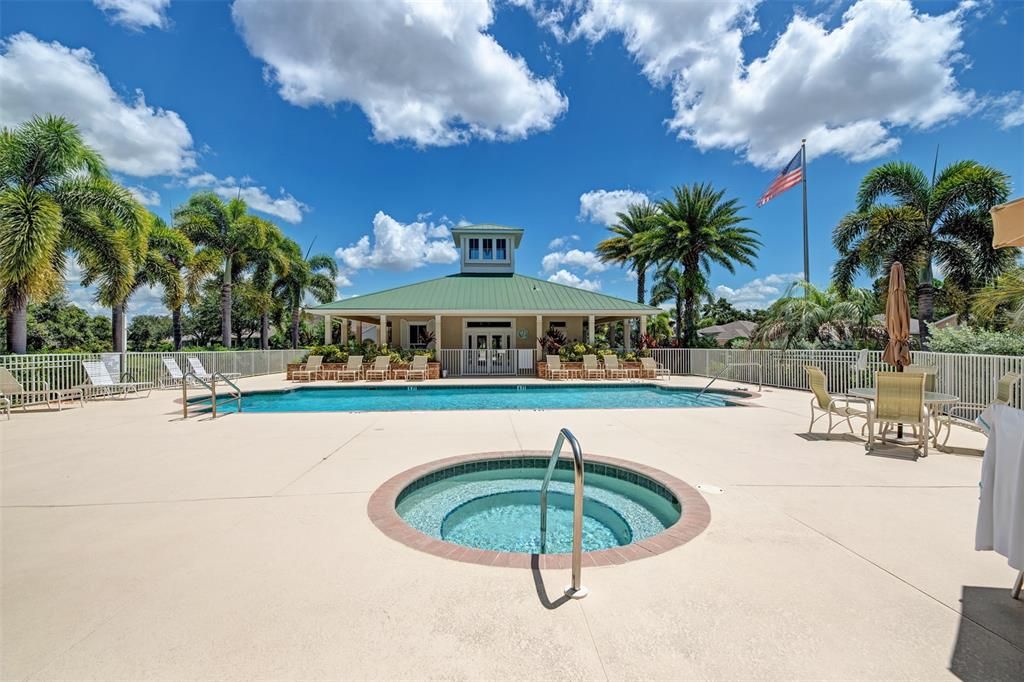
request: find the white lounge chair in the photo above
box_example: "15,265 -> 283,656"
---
80,361 -> 152,399
397,355 -> 429,381
602,355 -> 631,379
160,357 -> 197,388
582,354 -> 606,379
0,366 -> 83,417
336,355 -> 364,381
639,357 -> 670,380
365,356 -> 391,381
187,357 -> 242,382
546,355 -> 571,380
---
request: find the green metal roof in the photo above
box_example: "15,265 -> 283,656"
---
309,274 -> 661,314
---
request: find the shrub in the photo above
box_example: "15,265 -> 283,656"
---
928,325 -> 1024,356
303,344 -> 347,363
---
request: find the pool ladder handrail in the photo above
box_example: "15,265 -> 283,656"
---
539,428 -> 588,599
181,370 -> 242,419
697,361 -> 762,397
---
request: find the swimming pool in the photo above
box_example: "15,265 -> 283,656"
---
219,383 -> 743,413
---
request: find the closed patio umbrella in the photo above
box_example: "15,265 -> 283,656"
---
991,197 -> 1024,249
882,262 -> 911,370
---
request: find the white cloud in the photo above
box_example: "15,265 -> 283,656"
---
232,0 -> 568,147
0,33 -> 196,177
93,0 -> 171,30
985,91 -> 1024,129
570,0 -> 979,167
127,185 -> 160,206
714,272 -> 802,309
336,211 -> 459,271
541,249 -> 608,274
578,189 -> 650,226
185,173 -> 308,224
547,269 -> 601,291
547,234 -> 580,250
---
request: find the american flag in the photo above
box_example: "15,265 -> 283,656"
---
757,149 -> 803,207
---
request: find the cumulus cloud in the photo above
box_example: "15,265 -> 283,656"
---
127,185 -> 160,207
714,272 -> 802,309
93,0 -> 171,30
578,189 -> 650,225
570,0 -> 979,167
185,173 -> 308,224
232,0 -> 568,147
547,234 -> 580,250
0,33 -> 196,177
541,249 -> 608,274
547,269 -> 601,291
336,211 -> 459,271
985,91 -> 1024,129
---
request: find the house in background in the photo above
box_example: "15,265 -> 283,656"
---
697,320 -> 758,346
872,313 -> 960,339
307,225 -> 660,375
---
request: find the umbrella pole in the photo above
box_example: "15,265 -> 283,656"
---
897,363 -> 904,439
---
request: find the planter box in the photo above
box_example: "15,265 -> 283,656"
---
536,360 -> 643,379
286,362 -> 440,381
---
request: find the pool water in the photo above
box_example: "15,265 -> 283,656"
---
220,383 -> 739,413
396,462 -> 682,554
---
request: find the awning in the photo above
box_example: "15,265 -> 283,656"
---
991,197 -> 1024,249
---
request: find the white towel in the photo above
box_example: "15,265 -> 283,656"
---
976,404 -> 1024,570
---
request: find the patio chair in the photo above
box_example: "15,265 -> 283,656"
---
804,365 -> 868,435
291,355 -> 324,382
545,355 -> 571,380
160,357 -> 196,388
602,355 -> 631,379
365,356 -> 391,381
336,355 -> 364,381
80,361 -> 152,399
0,366 -> 83,417
582,355 -> 606,379
904,363 -> 937,392
866,371 -> 930,457
187,357 -> 242,382
639,357 -> 670,380
397,355 -> 429,381
941,371 -> 1021,446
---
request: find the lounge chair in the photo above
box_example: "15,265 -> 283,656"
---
904,363 -> 937,392
602,355 -> 631,379
187,357 -> 242,382
866,371 -> 930,457
336,355 -> 364,381
546,355 -> 571,380
80,361 -> 152,399
396,355 -> 429,381
0,366 -> 84,417
639,357 -> 670,380
941,371 -> 1021,446
804,365 -> 868,435
365,356 -> 391,381
582,354 -> 606,379
291,355 -> 324,382
160,357 -> 196,388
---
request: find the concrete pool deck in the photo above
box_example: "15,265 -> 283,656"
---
2,375 -> 1022,680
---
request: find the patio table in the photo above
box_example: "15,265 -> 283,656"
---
847,387 -> 960,447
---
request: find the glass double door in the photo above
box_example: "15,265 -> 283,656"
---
467,330 -> 513,374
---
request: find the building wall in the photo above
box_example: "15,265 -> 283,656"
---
339,314 -> 594,349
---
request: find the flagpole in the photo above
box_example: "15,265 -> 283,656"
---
801,138 -> 809,296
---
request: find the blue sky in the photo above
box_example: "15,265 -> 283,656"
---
2,0 -> 1023,317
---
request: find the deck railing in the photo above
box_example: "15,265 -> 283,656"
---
0,349 -> 307,392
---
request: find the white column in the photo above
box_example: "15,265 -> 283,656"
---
624,320 -> 632,351
379,315 -> 388,347
341,318 -> 349,345
324,315 -> 332,344
535,315 -> 543,360
434,314 -> 442,349
640,315 -> 648,337
356,321 -> 363,343
588,315 -> 595,344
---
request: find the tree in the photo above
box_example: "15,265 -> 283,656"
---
639,184 -> 759,345
166,235 -> 219,351
0,115 -> 141,353
0,293 -> 111,352
245,224 -> 291,349
127,315 -> 173,351
273,240 -> 338,348
755,282 -> 881,349
174,192 -> 270,347
973,266 -> 1024,330
700,297 -> 744,327
649,267 -> 687,343
595,201 -> 660,304
833,159 -> 1013,347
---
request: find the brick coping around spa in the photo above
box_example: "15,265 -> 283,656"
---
367,451 -> 711,569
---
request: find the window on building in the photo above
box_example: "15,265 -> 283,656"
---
495,238 -> 507,260
482,238 -> 493,259
468,238 -> 479,260
409,323 -> 429,349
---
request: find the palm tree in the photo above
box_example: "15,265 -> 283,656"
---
595,201 -> 660,304
246,224 -> 291,349
973,267 -> 1024,330
165,232 -> 219,351
274,240 -> 338,348
174,192 -> 270,347
639,183 -> 759,345
649,267 -> 688,343
755,282 -> 881,349
833,160 -> 1013,346
0,115 -> 142,353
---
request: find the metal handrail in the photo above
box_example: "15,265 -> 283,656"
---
539,428 -> 588,599
181,371 -> 242,419
697,361 -> 762,396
